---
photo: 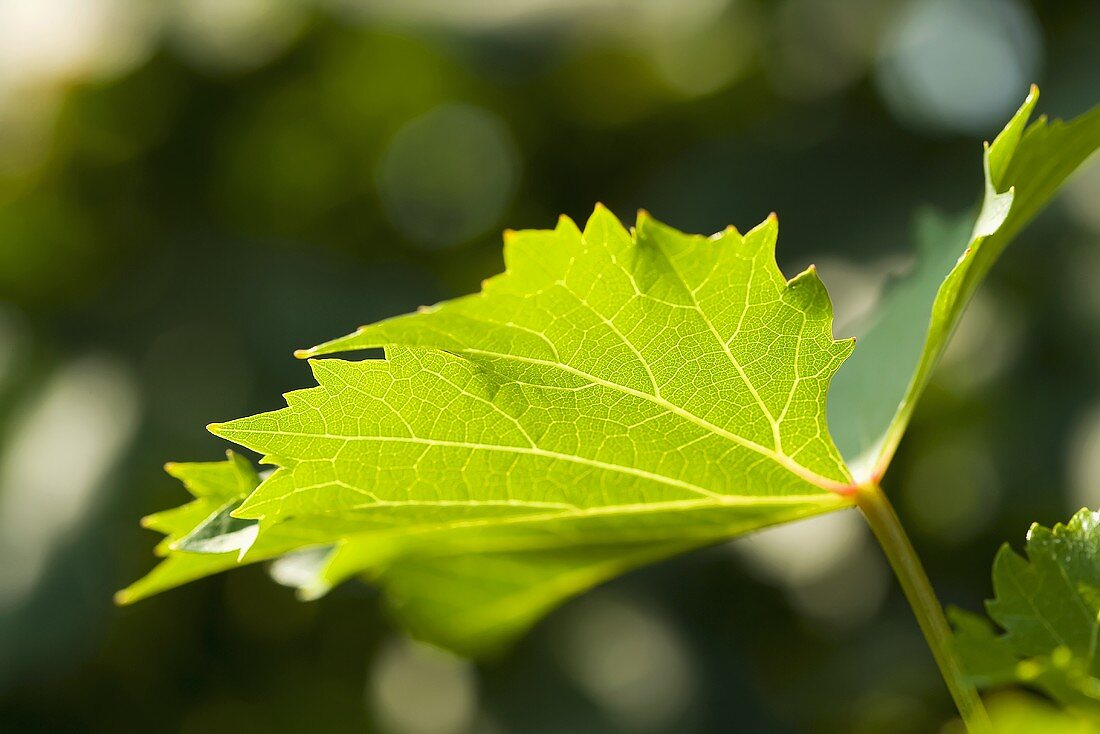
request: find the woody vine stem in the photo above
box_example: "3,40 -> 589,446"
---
855,482 -> 993,734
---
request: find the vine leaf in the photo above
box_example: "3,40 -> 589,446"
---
125,208 -> 857,653
952,510 -> 1100,718
122,89 -> 1100,657
829,88 -> 1100,480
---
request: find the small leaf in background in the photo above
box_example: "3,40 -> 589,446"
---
952,509 -> 1100,718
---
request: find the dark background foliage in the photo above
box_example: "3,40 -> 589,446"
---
0,1 -> 1097,732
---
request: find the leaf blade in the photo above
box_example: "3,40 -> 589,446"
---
138,207 -> 857,652
829,88 -> 1100,479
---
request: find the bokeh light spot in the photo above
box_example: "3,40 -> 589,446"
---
1069,404 -> 1100,513
734,509 -> 889,629
1064,156 -> 1100,235
167,0 -> 308,72
902,436 -> 1000,543
936,288 -> 1023,394
555,594 -> 696,732
369,637 -> 478,734
770,0 -> 888,100
376,104 -> 520,250
875,0 -> 1040,133
0,356 -> 139,609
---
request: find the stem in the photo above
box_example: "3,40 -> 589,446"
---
855,482 -> 992,734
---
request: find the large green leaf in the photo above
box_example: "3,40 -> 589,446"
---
123,90 -> 1100,656
829,88 -> 1100,479
952,510 -> 1100,717
127,207 -> 857,652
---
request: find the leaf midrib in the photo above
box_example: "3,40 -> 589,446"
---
273,493 -> 852,552
217,430 -> 733,502
639,228 -> 788,453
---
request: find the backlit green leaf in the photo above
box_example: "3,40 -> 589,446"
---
127,207 -> 857,652
123,89 -> 1100,658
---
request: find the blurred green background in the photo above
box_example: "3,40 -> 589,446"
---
0,0 -> 1098,732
